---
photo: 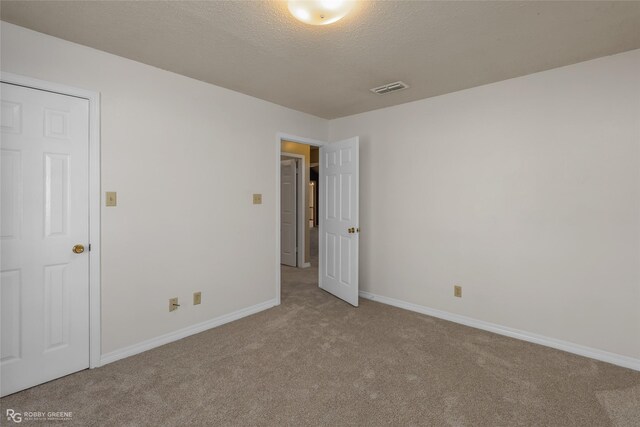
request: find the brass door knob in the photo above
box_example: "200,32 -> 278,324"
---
348,227 -> 355,234
72,244 -> 85,254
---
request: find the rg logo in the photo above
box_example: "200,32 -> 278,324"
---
6,409 -> 22,423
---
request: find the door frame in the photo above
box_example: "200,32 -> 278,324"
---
280,153 -> 307,269
275,133 -> 325,306
1,72 -> 102,369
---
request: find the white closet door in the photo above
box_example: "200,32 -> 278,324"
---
1,82 -> 90,396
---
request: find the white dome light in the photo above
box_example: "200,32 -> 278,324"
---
288,0 -> 355,26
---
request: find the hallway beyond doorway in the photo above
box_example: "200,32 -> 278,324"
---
281,227 -> 319,293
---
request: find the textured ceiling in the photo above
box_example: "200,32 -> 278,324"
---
2,1 -> 639,119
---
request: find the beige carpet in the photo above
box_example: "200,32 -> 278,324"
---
2,258 -> 639,426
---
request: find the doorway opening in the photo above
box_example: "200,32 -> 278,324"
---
276,133 -> 360,308
280,143 -> 321,269
275,134 -> 325,306
280,140 -> 321,300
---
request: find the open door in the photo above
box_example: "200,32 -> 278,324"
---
319,137 -> 359,306
280,159 -> 297,266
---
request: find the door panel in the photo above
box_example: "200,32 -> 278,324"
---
1,149 -> 21,240
280,159 -> 297,266
0,82 -> 90,397
1,270 -> 21,362
319,137 -> 359,306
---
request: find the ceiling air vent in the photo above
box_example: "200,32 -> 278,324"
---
370,81 -> 409,95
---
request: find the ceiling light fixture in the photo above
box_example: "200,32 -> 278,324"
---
288,0 -> 355,26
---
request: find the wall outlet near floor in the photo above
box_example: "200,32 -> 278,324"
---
454,285 -> 462,298
193,292 -> 202,305
169,297 -> 179,312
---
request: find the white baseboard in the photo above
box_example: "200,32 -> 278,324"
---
100,298 -> 277,366
359,291 -> 640,371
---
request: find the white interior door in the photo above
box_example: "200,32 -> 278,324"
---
319,137 -> 359,306
1,82 -> 90,396
280,159 -> 297,267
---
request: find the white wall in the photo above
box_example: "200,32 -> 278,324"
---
0,22 -> 328,355
330,50 -> 640,360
